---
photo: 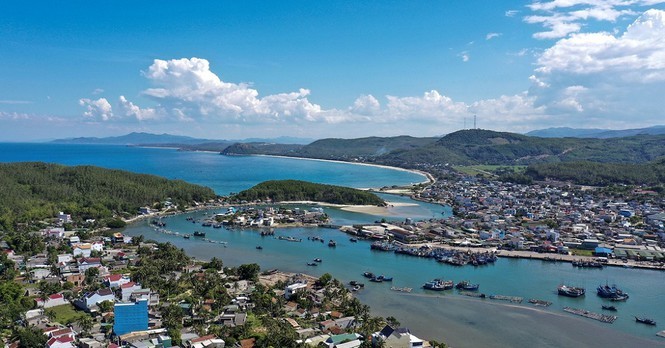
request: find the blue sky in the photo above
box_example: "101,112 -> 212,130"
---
1,1 -> 664,141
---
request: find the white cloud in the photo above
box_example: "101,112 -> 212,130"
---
486,32 -> 502,40
118,96 -> 159,121
505,10 -> 519,17
524,9 -> 665,128
92,88 -> 104,95
351,95 -> 381,115
525,0 -> 665,39
459,51 -> 470,62
139,57 -> 324,123
79,97 -> 113,121
535,9 -> 665,80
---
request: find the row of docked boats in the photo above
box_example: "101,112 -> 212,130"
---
422,278 -> 480,291
572,260 -> 604,268
370,242 -> 498,267
556,283 -> 630,301
362,272 -> 393,283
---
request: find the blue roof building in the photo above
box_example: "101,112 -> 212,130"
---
114,299 -> 148,336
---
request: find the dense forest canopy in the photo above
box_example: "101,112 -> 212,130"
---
518,159 -> 665,186
0,162 -> 217,230
232,180 -> 386,206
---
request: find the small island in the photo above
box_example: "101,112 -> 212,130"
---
231,179 -> 387,206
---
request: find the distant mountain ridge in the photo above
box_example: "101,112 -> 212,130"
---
51,132 -> 315,145
526,125 -> 665,138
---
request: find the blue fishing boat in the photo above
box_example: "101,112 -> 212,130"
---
597,284 -> 629,301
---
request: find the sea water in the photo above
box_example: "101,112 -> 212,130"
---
2,143 -> 664,347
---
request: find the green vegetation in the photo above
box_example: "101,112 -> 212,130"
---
0,162 -> 217,231
232,180 -> 386,206
454,165 -> 526,177
48,304 -> 88,325
516,159 -> 665,186
217,130 -> 665,172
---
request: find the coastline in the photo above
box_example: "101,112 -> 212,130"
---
248,154 -> 434,187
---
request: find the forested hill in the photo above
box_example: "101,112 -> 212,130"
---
216,130 -> 665,167
0,162 -> 217,229
232,180 -> 386,206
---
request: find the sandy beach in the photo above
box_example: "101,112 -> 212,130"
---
252,154 -> 434,186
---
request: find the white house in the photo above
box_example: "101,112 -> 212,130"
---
77,289 -> 115,310
57,254 -> 73,264
73,243 -> 92,258
120,282 -> 143,301
372,326 -> 424,348
58,212 -> 72,224
91,241 -> 104,253
285,282 -> 308,300
37,293 -> 69,308
77,258 -> 101,273
104,274 -> 131,288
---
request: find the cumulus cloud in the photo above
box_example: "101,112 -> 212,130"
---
351,95 -> 381,115
523,9 -> 665,128
139,57 -> 324,123
79,97 -> 113,121
525,0 -> 665,39
535,9 -> 665,80
118,96 -> 159,121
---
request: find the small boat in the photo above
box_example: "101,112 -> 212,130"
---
376,275 -> 392,282
456,280 -> 480,291
313,258 -> 322,263
193,231 -> 206,237
349,238 -> 358,243
363,272 -> 375,279
423,279 -> 454,291
183,234 -> 191,239
601,305 -> 617,311
558,285 -> 585,297
352,285 -> 361,291
369,277 -> 383,283
328,240 -> 337,247
306,262 -> 318,266
635,316 -> 656,325
255,246 -> 263,250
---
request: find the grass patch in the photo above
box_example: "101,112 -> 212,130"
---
47,304 -> 87,325
454,165 -> 526,177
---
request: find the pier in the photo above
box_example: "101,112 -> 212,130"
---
489,295 -> 523,303
563,307 -> 617,324
528,299 -> 552,307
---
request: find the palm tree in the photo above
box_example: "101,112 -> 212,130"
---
76,315 -> 94,336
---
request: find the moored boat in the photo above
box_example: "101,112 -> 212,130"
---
255,246 -> 263,250
193,231 -> 206,237
601,305 -> 617,311
558,285 -> 585,297
635,316 -> 656,325
313,258 -> 322,263
455,280 -> 480,291
423,278 -> 454,291
183,234 -> 191,239
597,284 -> 629,301
306,262 -> 318,266
328,240 -> 337,247
349,238 -> 358,243
363,272 -> 375,279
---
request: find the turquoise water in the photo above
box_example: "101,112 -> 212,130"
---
3,143 -> 664,347
123,206 -> 665,347
0,143 -> 426,195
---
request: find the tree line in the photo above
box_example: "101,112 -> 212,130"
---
232,180 -> 386,206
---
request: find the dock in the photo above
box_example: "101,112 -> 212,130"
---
459,291 -> 486,298
528,299 -> 552,307
563,307 -> 617,324
489,295 -> 523,303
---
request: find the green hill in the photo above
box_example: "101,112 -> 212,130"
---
232,180 -> 386,206
0,162 -> 217,230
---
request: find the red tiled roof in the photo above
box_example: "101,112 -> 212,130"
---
46,335 -> 74,347
106,274 -> 122,282
48,293 -> 64,300
120,281 -> 136,289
